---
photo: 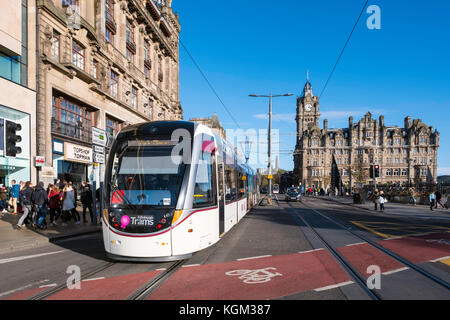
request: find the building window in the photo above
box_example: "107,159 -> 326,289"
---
131,86 -> 137,109
63,0 -> 79,13
72,41 -> 85,69
52,30 -> 60,61
92,59 -> 97,79
0,52 -> 21,83
106,115 -> 123,140
401,169 -> 407,176
110,70 -> 118,98
393,169 -> 400,176
105,28 -> 114,45
52,95 -> 92,143
386,169 -> 392,176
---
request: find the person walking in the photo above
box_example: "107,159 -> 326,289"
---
435,190 -> 444,209
429,192 -> 436,211
48,184 -> 62,226
373,189 -> 380,211
32,182 -> 48,229
378,191 -> 386,212
62,182 -> 80,226
9,180 -> 20,214
80,181 -> 94,223
15,182 -> 34,229
0,185 -> 8,214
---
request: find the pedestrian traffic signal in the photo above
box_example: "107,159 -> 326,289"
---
5,120 -> 22,157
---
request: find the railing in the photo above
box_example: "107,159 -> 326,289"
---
51,118 -> 92,144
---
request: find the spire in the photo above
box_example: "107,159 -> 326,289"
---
302,71 -> 313,97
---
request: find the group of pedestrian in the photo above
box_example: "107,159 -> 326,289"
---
2,179 -> 98,230
429,190 -> 446,211
371,189 -> 387,212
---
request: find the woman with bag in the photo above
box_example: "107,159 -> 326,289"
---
61,182 -> 80,226
48,184 -> 62,226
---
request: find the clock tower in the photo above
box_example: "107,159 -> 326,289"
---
296,79 -> 320,142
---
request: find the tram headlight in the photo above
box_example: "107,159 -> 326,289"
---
103,209 -> 108,222
172,210 -> 183,225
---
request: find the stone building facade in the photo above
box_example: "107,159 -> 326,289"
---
36,0 -> 182,187
0,0 -> 37,186
294,80 -> 440,190
190,113 -> 227,140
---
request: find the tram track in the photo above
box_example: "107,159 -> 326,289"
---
283,198 -> 450,299
28,261 -> 116,300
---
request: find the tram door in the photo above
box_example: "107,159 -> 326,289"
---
218,162 -> 225,236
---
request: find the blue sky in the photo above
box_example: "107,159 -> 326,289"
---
172,0 -> 450,174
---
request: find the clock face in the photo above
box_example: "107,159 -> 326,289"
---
305,104 -> 312,112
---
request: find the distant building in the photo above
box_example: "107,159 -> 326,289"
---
294,79 -> 440,189
190,113 -> 226,140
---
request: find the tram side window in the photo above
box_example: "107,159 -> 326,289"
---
237,170 -> 246,199
193,147 -> 217,208
225,164 -> 236,203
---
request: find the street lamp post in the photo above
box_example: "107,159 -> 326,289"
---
249,93 -> 293,202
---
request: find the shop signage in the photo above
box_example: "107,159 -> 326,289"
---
64,142 -> 92,164
92,127 -> 107,147
53,140 -> 64,154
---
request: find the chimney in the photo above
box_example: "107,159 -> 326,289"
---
323,119 -> 328,131
349,116 -> 353,128
379,115 -> 384,127
404,116 -> 411,130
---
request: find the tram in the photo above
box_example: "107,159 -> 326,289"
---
272,184 -> 280,194
102,121 -> 260,261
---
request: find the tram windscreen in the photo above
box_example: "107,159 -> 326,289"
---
109,139 -> 187,207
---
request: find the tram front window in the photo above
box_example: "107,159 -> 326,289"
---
110,139 -> 187,207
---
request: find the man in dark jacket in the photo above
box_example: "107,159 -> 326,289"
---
33,182 -> 48,229
80,181 -> 93,223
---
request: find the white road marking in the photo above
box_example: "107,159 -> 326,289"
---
82,277 -> 105,282
236,255 -> 272,261
298,248 -> 324,254
381,267 -> 409,276
0,280 -> 50,298
0,250 -> 67,265
39,283 -> 57,288
345,242 -> 366,247
429,256 -> 450,263
182,264 -> 201,268
314,281 -> 354,292
155,268 -> 167,271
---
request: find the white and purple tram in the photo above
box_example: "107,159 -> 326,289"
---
102,121 -> 260,261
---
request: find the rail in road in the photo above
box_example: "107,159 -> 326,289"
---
276,195 -> 450,299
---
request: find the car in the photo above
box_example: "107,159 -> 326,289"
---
285,187 -> 301,202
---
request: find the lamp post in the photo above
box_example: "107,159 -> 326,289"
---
249,93 -> 293,202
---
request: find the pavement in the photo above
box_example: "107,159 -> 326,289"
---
0,207 -> 102,254
317,195 -> 450,220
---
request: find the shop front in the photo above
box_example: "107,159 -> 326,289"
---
0,105 -> 31,186
53,140 -> 92,193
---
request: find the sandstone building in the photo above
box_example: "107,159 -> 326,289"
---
293,80 -> 440,190
36,0 -> 182,187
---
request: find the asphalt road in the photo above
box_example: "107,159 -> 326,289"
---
0,197 -> 448,300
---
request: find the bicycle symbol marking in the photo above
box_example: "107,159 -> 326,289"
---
225,267 -> 283,284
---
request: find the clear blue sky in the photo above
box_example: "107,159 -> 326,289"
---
172,0 -> 450,174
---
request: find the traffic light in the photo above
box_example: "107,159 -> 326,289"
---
374,165 -> 380,178
370,165 -> 381,179
5,120 -> 22,157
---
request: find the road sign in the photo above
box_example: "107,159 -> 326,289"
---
93,152 -> 105,164
93,145 -> 105,154
92,127 -> 107,147
268,175 -> 273,180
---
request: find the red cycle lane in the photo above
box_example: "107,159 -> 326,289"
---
147,249 -> 350,300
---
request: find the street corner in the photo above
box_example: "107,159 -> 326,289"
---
147,249 -> 351,300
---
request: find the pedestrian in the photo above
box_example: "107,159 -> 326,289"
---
62,182 -> 80,226
48,184 -> 62,226
408,188 -> 416,206
80,181 -> 94,223
373,189 -> 380,211
9,180 -> 20,214
429,192 -> 436,211
0,185 -> 8,214
435,190 -> 444,209
15,182 -> 34,229
33,182 -> 48,229
378,192 -> 386,212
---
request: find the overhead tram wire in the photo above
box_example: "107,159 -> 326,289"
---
178,39 -> 242,130
319,0 -> 369,99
